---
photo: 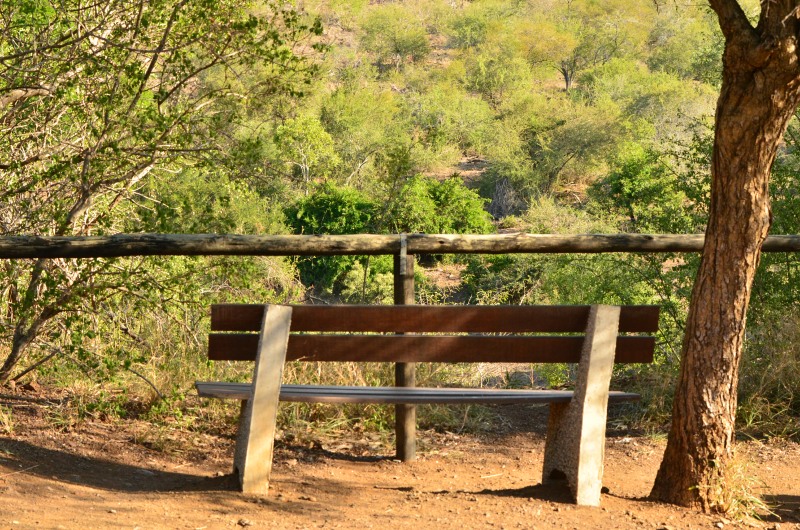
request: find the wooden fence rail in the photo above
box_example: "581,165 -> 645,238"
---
1,233 -> 800,259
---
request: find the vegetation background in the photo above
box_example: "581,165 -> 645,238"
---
1,0 -> 799,443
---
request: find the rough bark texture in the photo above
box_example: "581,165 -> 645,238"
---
651,0 -> 800,511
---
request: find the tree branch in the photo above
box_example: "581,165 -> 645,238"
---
0,88 -> 52,108
708,0 -> 756,43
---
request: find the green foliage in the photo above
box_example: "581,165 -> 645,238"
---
319,84 -> 403,186
463,45 -> 530,107
0,0 -> 322,381
386,175 -> 493,234
286,184 -> 377,235
274,115 -> 342,193
580,58 -> 716,140
589,144 -> 694,233
285,184 -> 378,290
408,85 -> 497,156
339,258 -> 394,304
360,5 -> 430,71
140,170 -> 287,235
448,14 -> 489,49
645,10 -> 717,81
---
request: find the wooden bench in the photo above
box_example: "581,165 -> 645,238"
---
196,303 -> 659,506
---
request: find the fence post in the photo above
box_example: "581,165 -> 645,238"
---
394,234 -> 416,461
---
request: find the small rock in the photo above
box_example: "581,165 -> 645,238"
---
299,495 -> 317,502
214,471 -> 225,477
21,381 -> 40,392
601,486 -> 610,494
108,509 -> 117,514
286,459 -> 298,467
237,519 -> 253,527
715,523 -> 725,529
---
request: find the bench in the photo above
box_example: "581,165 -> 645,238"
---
196,303 -> 659,506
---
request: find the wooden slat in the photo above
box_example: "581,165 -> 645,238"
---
195,382 -> 641,404
211,304 -> 660,333
208,334 -> 655,363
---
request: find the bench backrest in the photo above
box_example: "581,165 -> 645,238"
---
208,304 -> 659,364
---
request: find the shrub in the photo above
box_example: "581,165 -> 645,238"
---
285,184 -> 378,291
386,175 -> 493,234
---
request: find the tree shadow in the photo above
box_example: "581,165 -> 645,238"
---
763,494 -> 800,523
425,481 -> 576,504
0,437 -> 347,516
279,442 -> 391,464
0,437 -> 236,493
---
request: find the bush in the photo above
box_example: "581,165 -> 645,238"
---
285,184 -> 378,291
449,15 -> 488,48
386,175 -> 494,234
360,5 -> 430,71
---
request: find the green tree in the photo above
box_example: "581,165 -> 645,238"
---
448,14 -> 489,49
525,100 -> 622,193
578,58 -> 716,142
590,144 -> 695,233
285,184 -> 377,290
463,44 -> 530,107
651,0 -> 800,511
320,83 -> 403,187
526,3 -> 647,92
386,175 -> 493,234
645,9 -> 716,80
274,115 -> 341,194
359,5 -> 430,72
0,0 -> 321,382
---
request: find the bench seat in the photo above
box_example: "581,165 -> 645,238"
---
196,382 -> 641,404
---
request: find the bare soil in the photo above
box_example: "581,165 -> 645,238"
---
1,388 -> 799,530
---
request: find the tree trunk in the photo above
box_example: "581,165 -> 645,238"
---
650,23 -> 800,510
0,260 -> 60,383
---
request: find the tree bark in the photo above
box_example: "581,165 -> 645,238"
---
651,2 -> 800,509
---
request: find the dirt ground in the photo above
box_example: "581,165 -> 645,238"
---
1,390 -> 799,530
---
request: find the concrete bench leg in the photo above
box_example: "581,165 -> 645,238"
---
233,304 -> 292,495
541,304 -> 621,506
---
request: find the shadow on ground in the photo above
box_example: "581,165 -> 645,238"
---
764,494 -> 800,523
0,437 -> 237,492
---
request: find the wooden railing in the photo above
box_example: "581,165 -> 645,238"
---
1,233 -> 799,259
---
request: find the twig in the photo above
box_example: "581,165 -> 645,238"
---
126,367 -> 164,401
0,464 -> 40,480
12,347 -> 62,382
